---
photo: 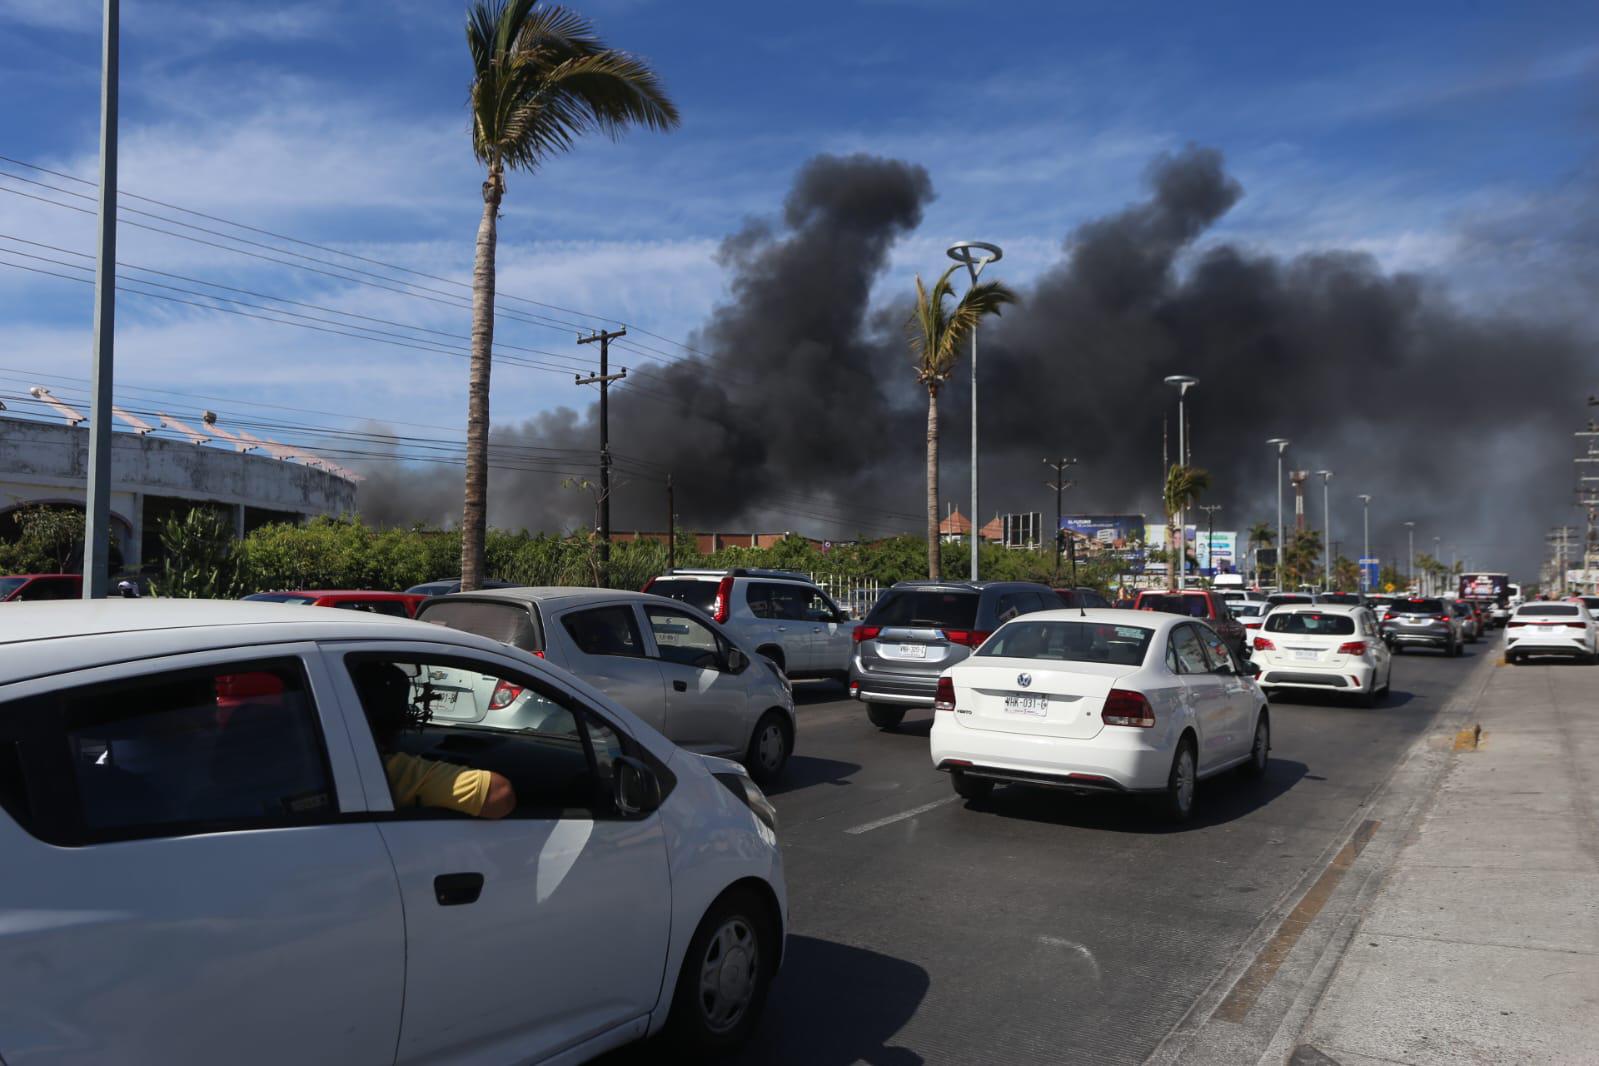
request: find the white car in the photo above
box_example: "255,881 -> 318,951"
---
0,602 -> 786,1064
1229,598 -> 1270,635
929,608 -> 1269,822
1572,595 -> 1599,622
1506,602 -> 1598,663
1251,603 -> 1392,706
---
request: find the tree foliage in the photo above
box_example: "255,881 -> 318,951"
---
152,508 -> 245,599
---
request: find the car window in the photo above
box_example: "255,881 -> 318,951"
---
1170,625 -> 1211,674
868,589 -> 980,629
1265,612 -> 1357,635
978,620 -> 1153,666
992,591 -> 1034,624
330,599 -> 408,618
1195,625 -> 1234,671
644,605 -> 729,671
1394,599 -> 1444,614
417,599 -> 540,653
1165,638 -> 1181,673
345,654 -> 624,816
645,579 -> 718,613
802,589 -> 842,623
765,584 -> 811,622
0,576 -> 25,599
745,582 -> 778,619
0,659 -> 335,845
562,605 -> 646,659
19,577 -> 77,601
1516,604 -> 1580,618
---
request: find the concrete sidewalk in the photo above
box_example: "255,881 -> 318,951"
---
1292,656 -> 1599,1065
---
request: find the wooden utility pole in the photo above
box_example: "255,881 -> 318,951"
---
83,0 -> 118,599
576,328 -> 627,578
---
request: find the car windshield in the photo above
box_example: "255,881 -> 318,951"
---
243,592 -> 320,605
0,577 -> 26,598
1394,599 -> 1444,614
868,589 -> 980,629
977,620 -> 1152,666
645,579 -> 719,613
417,599 -> 540,652
1517,604 -> 1579,618
1264,612 -> 1357,636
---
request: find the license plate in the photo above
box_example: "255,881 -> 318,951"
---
1293,649 -> 1320,662
1003,694 -> 1047,716
897,643 -> 927,659
1535,626 -> 1555,634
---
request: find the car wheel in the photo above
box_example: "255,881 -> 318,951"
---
1238,712 -> 1269,779
950,769 -> 993,802
1357,681 -> 1381,708
1453,638 -> 1465,658
866,703 -> 906,730
744,712 -> 791,783
1157,740 -> 1197,823
1392,644 -> 1404,655
664,887 -> 777,1056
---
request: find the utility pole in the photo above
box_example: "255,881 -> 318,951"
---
1198,504 -> 1222,576
1358,494 -> 1372,593
1044,457 -> 1078,583
83,0 -> 119,600
666,473 -> 675,571
1404,521 -> 1416,593
575,328 -> 627,580
1315,470 -> 1333,591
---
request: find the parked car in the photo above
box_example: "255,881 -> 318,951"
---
643,568 -> 856,682
1448,600 -> 1480,643
850,580 -> 1057,729
1230,599 -> 1270,634
929,608 -> 1269,821
0,573 -> 81,601
1052,586 -> 1111,609
1250,604 -> 1393,706
244,589 -> 427,617
1132,589 -> 1249,660
0,601 -> 786,1063
416,587 -> 796,781
1506,601 -> 1598,663
1379,597 -> 1463,656
404,578 -> 516,596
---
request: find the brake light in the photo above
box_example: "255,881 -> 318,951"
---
1565,622 -> 1589,629
1382,612 -> 1394,621
1506,621 -> 1527,628
1102,689 -> 1155,727
488,679 -> 524,710
1434,615 -> 1450,625
943,629 -> 991,648
1253,635 -> 1276,651
1337,641 -> 1369,656
711,575 -> 734,624
853,624 -> 881,643
933,676 -> 956,713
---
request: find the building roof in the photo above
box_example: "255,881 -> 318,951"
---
939,510 -> 971,535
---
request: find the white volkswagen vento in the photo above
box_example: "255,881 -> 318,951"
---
1251,603 -> 1393,706
0,602 -> 786,1065
929,608 -> 1270,821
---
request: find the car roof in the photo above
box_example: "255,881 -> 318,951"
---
2,573 -> 79,580
890,580 -> 1040,591
275,590 -> 420,599
423,586 -> 671,612
1268,602 -> 1364,614
1011,607 -> 1183,630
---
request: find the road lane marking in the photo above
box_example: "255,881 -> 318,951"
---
844,795 -> 958,835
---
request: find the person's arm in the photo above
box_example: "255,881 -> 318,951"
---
478,772 -> 517,819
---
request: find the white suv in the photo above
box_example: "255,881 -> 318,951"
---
0,601 -> 786,1064
645,568 -> 857,680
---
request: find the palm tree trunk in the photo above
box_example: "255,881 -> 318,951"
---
926,383 -> 940,580
461,168 -> 501,592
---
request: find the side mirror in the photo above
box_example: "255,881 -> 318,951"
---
1242,659 -> 1262,678
613,755 -> 662,816
726,647 -> 747,673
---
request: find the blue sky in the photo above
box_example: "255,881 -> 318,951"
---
0,0 -> 1594,549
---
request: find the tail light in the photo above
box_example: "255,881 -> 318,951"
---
1382,612 -> 1394,621
488,679 -> 524,710
933,676 -> 956,713
853,624 -> 881,643
1565,622 -> 1589,629
1253,635 -> 1276,651
711,575 -> 734,624
1337,641 -> 1369,656
1102,689 -> 1155,727
1434,615 -> 1450,625
1506,621 -> 1527,628
943,629 -> 992,648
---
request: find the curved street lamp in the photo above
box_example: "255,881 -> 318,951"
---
948,241 -> 1003,580
1164,375 -> 1199,584
1267,439 -> 1290,588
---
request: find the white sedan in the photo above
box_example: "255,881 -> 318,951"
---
929,608 -> 1269,821
0,601 -> 786,1064
1251,603 -> 1393,706
1506,601 -> 1598,663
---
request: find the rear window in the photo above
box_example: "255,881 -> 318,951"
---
418,599 -> 540,652
978,620 -> 1153,666
1393,599 -> 1444,614
644,579 -> 718,613
1517,604 -> 1579,618
1139,594 -> 1208,618
1267,594 -> 1313,606
1264,612 -> 1357,636
244,592 -> 320,605
868,589 -> 980,630
1319,593 -> 1361,605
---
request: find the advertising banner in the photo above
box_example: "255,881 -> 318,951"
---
1196,531 -> 1238,574
1360,557 -> 1380,593
1061,514 -> 1148,572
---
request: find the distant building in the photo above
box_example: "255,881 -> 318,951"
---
612,530 -> 830,554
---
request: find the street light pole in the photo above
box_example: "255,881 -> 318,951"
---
948,241 -> 1003,582
1358,494 -> 1372,592
82,0 -> 119,600
1267,439 -> 1290,588
1316,470 -> 1333,590
1164,375 -> 1199,586
1044,457 -> 1077,583
1198,504 -> 1222,576
1404,521 -> 1416,593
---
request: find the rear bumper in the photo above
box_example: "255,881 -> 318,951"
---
1506,633 -> 1591,656
929,714 -> 1175,793
849,661 -> 940,705
1385,628 -> 1451,647
1256,659 -> 1375,693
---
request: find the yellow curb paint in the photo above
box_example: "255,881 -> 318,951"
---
1453,725 -> 1483,751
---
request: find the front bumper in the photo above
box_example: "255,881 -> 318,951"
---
929,714 -> 1176,793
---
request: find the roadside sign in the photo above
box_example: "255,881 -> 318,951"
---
1360,557 -> 1380,593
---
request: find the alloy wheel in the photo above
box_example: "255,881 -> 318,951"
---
698,917 -> 759,1034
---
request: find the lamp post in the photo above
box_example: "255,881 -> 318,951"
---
83,0 -> 119,599
1358,494 -> 1372,592
1434,535 -> 1442,596
948,240 -> 1003,581
1198,504 -> 1222,577
1267,438 -> 1290,588
1044,457 -> 1078,583
1404,521 -> 1416,593
1164,376 -> 1199,584
1315,470 -> 1333,590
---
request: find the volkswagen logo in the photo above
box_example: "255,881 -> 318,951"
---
1016,672 -> 1032,688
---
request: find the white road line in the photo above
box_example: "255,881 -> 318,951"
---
844,795 -> 959,835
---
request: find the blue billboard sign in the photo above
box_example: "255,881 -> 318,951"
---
1360,557 -> 1380,592
1061,514 -> 1148,573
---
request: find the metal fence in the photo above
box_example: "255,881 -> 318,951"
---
810,573 -> 882,619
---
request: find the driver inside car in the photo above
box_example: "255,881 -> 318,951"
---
352,660 -> 517,819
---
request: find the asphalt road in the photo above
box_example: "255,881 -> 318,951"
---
604,634 -> 1494,1066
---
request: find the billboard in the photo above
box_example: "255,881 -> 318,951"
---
1196,531 -> 1238,574
1061,514 -> 1147,572
1360,558 -> 1380,592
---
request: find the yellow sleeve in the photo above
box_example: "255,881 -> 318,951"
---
383,752 -> 493,816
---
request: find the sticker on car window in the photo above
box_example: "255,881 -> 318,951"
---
1115,626 -> 1144,639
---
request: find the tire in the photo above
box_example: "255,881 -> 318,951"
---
866,703 -> 906,730
1357,682 -> 1380,708
951,769 -> 993,802
1239,711 -> 1269,779
1453,638 -> 1465,658
1392,644 -> 1404,655
664,887 -> 778,1057
1444,638 -> 1457,658
744,711 -> 791,784
1507,652 -> 1521,665
1156,739 -> 1197,823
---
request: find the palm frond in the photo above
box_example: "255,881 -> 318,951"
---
907,265 -> 1015,386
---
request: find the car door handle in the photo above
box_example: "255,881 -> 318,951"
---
776,626 -> 787,632
673,679 -> 688,692
434,872 -> 485,907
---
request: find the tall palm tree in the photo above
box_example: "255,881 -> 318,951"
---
460,0 -> 678,589
1163,464 -> 1210,590
908,265 -> 1016,579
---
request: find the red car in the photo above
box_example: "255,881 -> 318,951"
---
0,573 -> 82,602
242,589 -> 427,618
1133,588 -> 1249,659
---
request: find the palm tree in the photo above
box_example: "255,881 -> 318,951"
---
1163,464 -> 1211,590
460,1 -> 678,589
908,266 -> 1017,579
1247,520 -> 1273,585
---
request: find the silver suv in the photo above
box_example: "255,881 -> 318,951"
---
643,569 -> 857,682
1379,596 -> 1463,656
850,580 -> 1058,729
